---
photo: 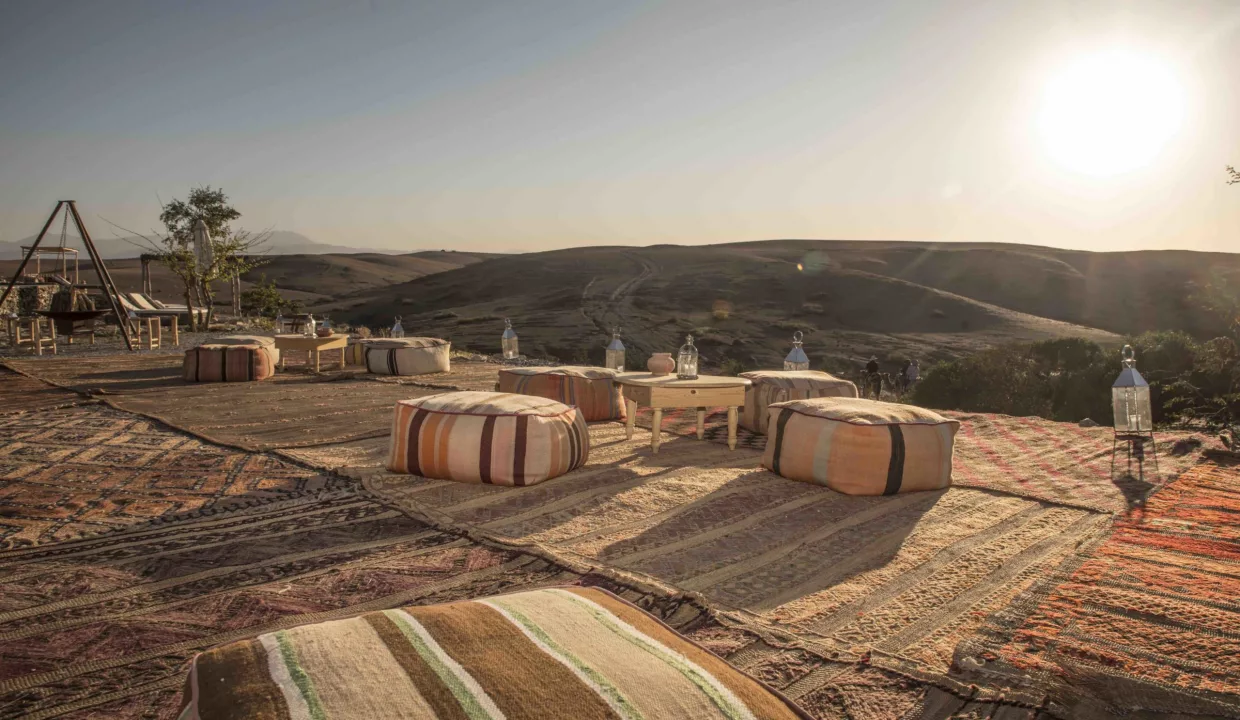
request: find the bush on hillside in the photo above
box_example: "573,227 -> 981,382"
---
910,333 -> 1239,436
240,275 -> 301,318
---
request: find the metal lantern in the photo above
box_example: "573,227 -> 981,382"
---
502,318 -> 519,360
605,327 -> 625,372
391,316 -> 405,339
1112,345 -> 1152,433
677,334 -> 699,379
784,330 -> 809,371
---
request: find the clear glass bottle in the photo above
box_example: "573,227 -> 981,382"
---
391,316 -> 405,338
605,328 -> 625,372
275,312 -> 284,333
784,330 -> 810,371
502,318 -> 519,360
677,334 -> 699,379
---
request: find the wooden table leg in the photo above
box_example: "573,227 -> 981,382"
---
651,408 -> 663,454
727,407 -> 739,450
33,320 -> 42,356
625,399 -> 637,440
280,351 -> 286,371
339,348 -> 346,370
154,319 -> 162,348
696,408 -> 706,440
314,349 -> 321,373
170,316 -> 179,346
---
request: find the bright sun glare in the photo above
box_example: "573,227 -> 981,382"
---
1038,49 -> 1184,176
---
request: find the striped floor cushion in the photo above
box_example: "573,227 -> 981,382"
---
762,396 -> 959,495
182,344 -> 275,383
739,370 -> 858,434
365,337 -> 451,375
388,391 -> 588,486
212,334 -> 280,364
498,366 -> 625,422
345,338 -> 367,366
175,586 -> 810,720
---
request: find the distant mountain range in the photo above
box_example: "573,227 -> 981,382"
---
0,230 -> 406,260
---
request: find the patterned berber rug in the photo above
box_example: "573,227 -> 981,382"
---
946,457 -> 1240,719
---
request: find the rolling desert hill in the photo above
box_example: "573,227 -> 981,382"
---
329,243 -> 1130,371
0,230 -> 410,260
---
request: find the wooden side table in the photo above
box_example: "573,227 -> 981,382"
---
273,334 -> 348,373
615,373 -> 752,453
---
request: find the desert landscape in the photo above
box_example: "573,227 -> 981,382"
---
3,2 -> 1239,719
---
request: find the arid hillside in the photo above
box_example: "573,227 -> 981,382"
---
329,243 -> 1138,371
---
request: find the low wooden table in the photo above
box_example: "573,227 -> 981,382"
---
615,373 -> 752,453
274,334 -> 348,373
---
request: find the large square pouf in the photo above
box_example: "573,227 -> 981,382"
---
365,337 -> 451,375
388,391 -> 588,486
763,396 -> 959,495
175,586 -> 812,720
183,344 -> 276,382
498,366 -> 625,421
212,334 -> 280,364
740,370 -> 858,434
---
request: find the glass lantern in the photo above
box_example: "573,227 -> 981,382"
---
275,312 -> 284,333
303,314 -> 317,338
1112,344 -> 1152,433
391,316 -> 405,338
605,328 -> 625,372
502,318 -> 519,360
677,334 -> 699,379
784,330 -> 810,371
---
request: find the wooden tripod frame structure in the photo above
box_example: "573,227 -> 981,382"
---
0,201 -> 135,351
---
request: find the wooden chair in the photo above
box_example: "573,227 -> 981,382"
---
7,316 -> 57,355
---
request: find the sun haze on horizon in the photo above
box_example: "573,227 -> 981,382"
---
0,0 -> 1237,254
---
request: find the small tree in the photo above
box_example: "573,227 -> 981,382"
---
240,274 -> 301,318
113,187 -> 268,330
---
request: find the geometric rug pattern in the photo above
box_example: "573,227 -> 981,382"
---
948,457 -> 1240,719
0,404 -> 338,549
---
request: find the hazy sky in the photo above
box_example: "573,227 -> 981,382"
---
1,0 -> 1238,253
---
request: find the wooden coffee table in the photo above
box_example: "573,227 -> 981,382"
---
274,334 -> 348,373
615,373 -> 752,453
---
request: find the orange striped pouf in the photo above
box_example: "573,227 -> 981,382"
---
182,344 -> 276,383
387,391 -> 590,486
498,366 -> 625,422
762,396 -> 959,495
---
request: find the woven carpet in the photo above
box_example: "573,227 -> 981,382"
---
0,370 -> 84,417
0,478 -> 938,720
946,457 -> 1240,719
362,422 -> 1111,686
0,404 -> 341,549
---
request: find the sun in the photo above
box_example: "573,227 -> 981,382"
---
1037,49 -> 1184,176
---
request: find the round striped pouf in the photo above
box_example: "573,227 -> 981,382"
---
762,396 -> 959,495
387,391 -> 589,486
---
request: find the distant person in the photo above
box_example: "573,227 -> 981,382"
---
865,356 -> 881,398
906,359 -> 920,389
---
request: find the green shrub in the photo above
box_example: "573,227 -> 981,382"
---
240,275 -> 300,318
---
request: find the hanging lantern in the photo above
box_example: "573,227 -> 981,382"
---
677,334 -> 699,379
502,318 -> 519,360
784,330 -> 810,371
605,327 -> 625,372
1112,344 -> 1152,433
391,316 -> 405,339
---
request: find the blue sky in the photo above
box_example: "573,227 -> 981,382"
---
1,0 -> 1237,252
